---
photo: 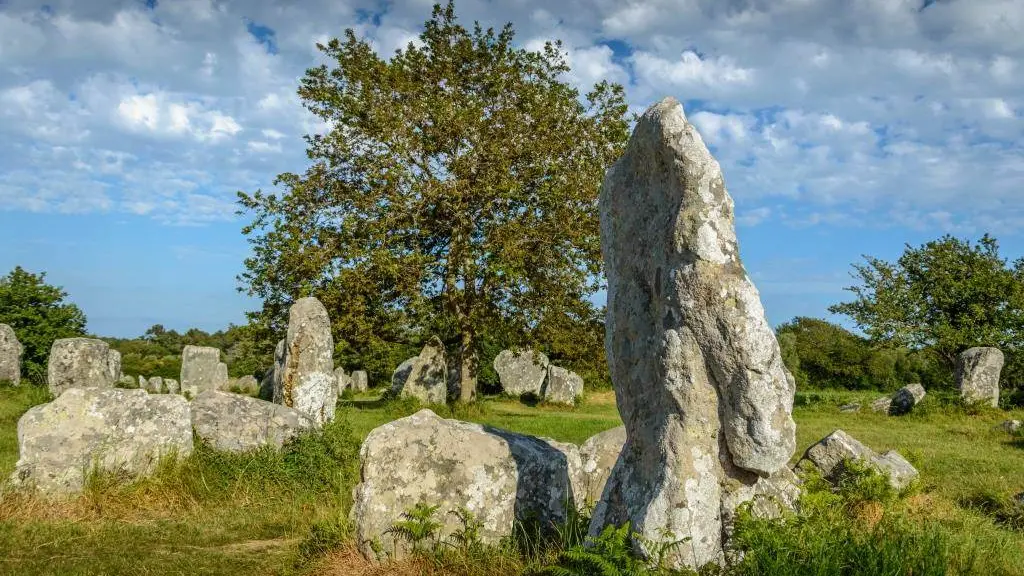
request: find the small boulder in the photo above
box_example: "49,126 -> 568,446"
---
0,324 -> 22,385
138,375 -> 148,391
870,396 -> 892,414
231,375 -> 259,395
889,383 -> 926,415
544,366 -> 583,405
180,346 -> 226,397
494,348 -> 549,396
799,429 -> 918,490
351,370 -> 368,393
148,376 -> 163,394
392,337 -> 448,404
164,378 -> 180,394
351,409 -> 583,560
839,403 -> 861,413
191,390 -> 314,453
11,388 -> 193,493
47,338 -> 121,397
999,419 -> 1021,434
579,426 -> 626,504
334,367 -> 350,395
957,347 -> 1003,407
117,374 -> 135,387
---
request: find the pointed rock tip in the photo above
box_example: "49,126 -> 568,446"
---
642,96 -> 686,124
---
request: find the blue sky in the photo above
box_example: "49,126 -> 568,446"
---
1,0 -> 1022,338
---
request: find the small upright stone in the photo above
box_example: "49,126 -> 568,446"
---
180,346 -> 226,397
957,347 -> 1003,407
138,375 -> 148,390
148,376 -> 164,394
47,338 -> 121,397
118,374 -> 135,387
494,349 -> 549,396
589,97 -> 796,568
889,383 -> 925,415
0,324 -> 23,385
393,337 -> 448,404
543,365 -> 583,405
351,370 -> 369,393
165,378 -> 180,394
232,375 -> 259,395
260,339 -> 286,402
280,297 -> 337,424
334,367 -> 350,395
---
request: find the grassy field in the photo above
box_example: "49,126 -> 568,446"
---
1,384 -> 1024,575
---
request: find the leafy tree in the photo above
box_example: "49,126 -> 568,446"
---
238,1 -> 630,398
0,266 -> 87,382
830,234 -> 1024,370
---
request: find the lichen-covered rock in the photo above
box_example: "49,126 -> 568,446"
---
544,366 -> 583,405
351,370 -> 369,393
191,390 -> 314,453
839,403 -> 861,413
138,375 -> 148,390
957,347 -> 1003,407
334,367 -> 350,395
281,297 -> 337,424
871,396 -> 892,413
180,346 -> 226,397
351,409 -> 583,560
579,426 -> 626,504
0,324 -> 22,385
165,378 -> 180,394
260,339 -> 285,402
118,374 -> 135,387
226,375 -> 259,395
589,97 -> 797,569
47,338 -> 121,397
148,376 -> 164,394
889,383 -> 925,415
392,337 -> 448,404
494,349 -> 549,396
799,429 -> 918,490
11,388 -> 193,493
1000,419 -> 1022,434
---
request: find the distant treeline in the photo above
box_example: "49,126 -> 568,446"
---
103,324 -> 264,381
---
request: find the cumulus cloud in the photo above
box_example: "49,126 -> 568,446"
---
0,0 -> 1020,232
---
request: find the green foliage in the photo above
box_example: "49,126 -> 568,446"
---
386,502 -> 444,554
538,522 -> 693,576
237,1 -> 628,396
961,490 -> 1024,532
830,234 -> 1024,373
777,317 -> 946,391
103,323 -> 268,380
297,516 -> 350,562
0,266 -> 87,381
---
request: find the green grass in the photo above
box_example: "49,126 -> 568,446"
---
2,383 -> 1024,575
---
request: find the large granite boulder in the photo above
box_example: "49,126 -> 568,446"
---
47,338 -> 122,397
579,426 -> 626,504
280,297 -> 337,424
799,429 -> 918,490
589,97 -> 797,569
191,390 -> 314,452
957,347 -> 1003,407
180,346 -> 227,397
392,337 -> 448,404
351,370 -> 369,393
543,365 -> 583,405
889,383 -> 925,415
494,349 -> 549,396
11,388 -> 193,493
351,409 -> 583,560
0,323 -> 22,385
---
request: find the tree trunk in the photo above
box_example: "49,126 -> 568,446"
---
457,330 -> 478,403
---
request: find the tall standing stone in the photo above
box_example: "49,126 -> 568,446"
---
957,347 -> 1003,407
590,97 -> 797,568
47,338 -> 122,398
393,337 -> 448,404
0,324 -> 22,385
180,346 -> 226,397
280,297 -> 336,425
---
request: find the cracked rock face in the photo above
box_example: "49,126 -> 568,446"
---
47,338 -> 121,398
281,297 -> 337,425
12,388 -> 193,493
350,409 -> 583,560
957,347 -> 1003,407
590,97 -> 797,569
